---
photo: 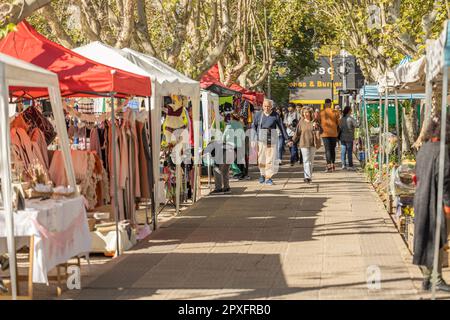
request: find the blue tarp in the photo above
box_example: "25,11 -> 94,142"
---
360,85 -> 425,100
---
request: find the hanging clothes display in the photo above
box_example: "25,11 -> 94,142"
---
162,94 -> 187,143
48,150 -> 109,210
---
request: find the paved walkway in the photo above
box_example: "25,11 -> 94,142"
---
61,151 -> 427,300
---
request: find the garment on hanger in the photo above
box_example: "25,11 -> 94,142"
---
136,121 -> 152,199
124,109 -> 141,198
89,126 -> 102,159
49,150 -> 109,210
163,95 -> 187,143
21,105 -> 56,145
30,128 -> 49,169
10,127 -> 50,184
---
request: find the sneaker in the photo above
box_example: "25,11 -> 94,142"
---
265,179 -> 274,185
0,255 -> 9,271
348,167 -> 356,171
422,278 -> 431,291
210,189 -> 224,195
259,176 -> 265,184
0,279 -> 7,293
342,166 -> 347,170
223,188 -> 231,194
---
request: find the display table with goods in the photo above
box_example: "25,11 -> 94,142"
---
390,159 -> 417,252
0,196 -> 90,282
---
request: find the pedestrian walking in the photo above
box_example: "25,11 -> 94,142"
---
223,112 -> 246,180
296,104 -> 304,120
292,107 -> 322,183
275,106 -> 286,165
319,98 -> 340,172
339,106 -> 359,170
296,104 -> 304,164
413,116 -> 450,292
284,103 -> 300,166
252,99 -> 291,185
203,139 -> 235,195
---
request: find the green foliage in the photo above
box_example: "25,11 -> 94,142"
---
0,23 -> 16,40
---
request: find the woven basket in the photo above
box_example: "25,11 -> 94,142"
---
87,218 -> 96,232
52,192 -> 76,198
25,189 -> 53,199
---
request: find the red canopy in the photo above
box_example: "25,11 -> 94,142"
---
201,65 -> 264,105
0,21 -> 151,98
230,82 -> 265,107
200,64 -> 241,97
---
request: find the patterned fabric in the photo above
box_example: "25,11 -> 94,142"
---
21,106 -> 56,145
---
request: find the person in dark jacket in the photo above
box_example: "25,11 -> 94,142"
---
413,115 -> 450,292
251,99 -> 291,185
339,106 -> 359,170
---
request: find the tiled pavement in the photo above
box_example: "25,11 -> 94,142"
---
58,151 -> 432,300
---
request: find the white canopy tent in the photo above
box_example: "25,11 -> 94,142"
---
0,52 -> 76,299
73,42 -> 159,227
423,20 -> 450,299
201,90 -> 220,189
201,90 -> 220,146
74,42 -> 201,215
393,57 -> 426,93
120,48 -> 201,211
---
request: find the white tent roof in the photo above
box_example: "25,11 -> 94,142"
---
377,70 -> 398,93
74,42 -> 201,214
377,57 -> 426,94
0,52 -> 60,88
121,47 -> 200,97
393,56 -> 426,93
73,41 -> 200,97
73,42 -> 151,78
426,20 -> 448,82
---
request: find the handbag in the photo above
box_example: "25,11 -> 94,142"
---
314,130 -> 322,149
313,122 -> 322,149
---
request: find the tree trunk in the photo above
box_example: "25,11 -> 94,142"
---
40,5 -> 76,48
115,0 -> 136,48
401,108 -> 412,154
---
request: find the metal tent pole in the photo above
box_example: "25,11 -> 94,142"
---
0,62 -> 17,299
394,90 -> 402,162
363,89 -> 371,162
378,96 -> 383,178
147,97 -> 157,230
431,66 -> 448,300
385,88 -> 389,178
110,93 -> 120,257
363,87 -> 370,162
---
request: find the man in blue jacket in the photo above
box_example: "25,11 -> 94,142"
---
251,99 -> 291,185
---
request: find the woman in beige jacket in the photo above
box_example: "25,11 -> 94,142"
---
293,107 -> 322,183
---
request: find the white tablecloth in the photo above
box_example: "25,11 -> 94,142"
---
0,196 -> 91,284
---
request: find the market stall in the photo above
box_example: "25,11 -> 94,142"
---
0,52 -> 81,299
0,22 -> 152,258
200,65 -> 258,181
201,90 -> 220,188
107,46 -> 201,214
360,20 -> 450,298
422,19 -> 450,298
